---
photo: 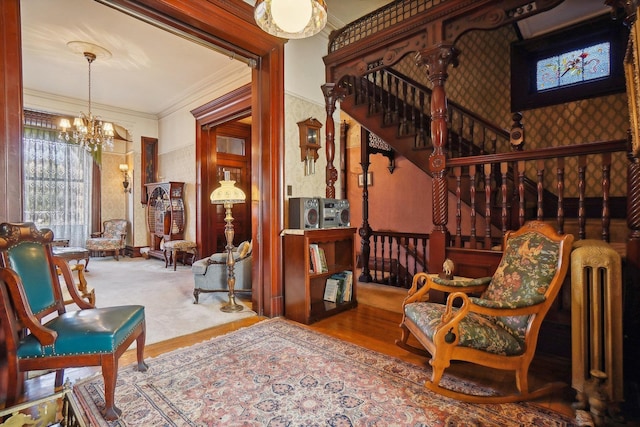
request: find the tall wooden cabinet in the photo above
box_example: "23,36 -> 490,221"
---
145,182 -> 185,260
283,227 -> 357,324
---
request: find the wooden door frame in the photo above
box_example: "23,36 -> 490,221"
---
0,0 -> 286,318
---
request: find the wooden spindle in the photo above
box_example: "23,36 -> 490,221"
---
484,163 -> 492,248
537,159 -> 545,220
557,157 -> 565,235
469,164 -> 477,248
602,152 -> 611,242
454,166 -> 462,247
578,155 -> 586,240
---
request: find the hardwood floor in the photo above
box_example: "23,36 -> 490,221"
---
21,302 -> 577,422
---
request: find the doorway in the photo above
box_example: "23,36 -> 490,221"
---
210,120 -> 252,253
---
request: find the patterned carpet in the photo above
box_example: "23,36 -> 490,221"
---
73,318 -> 575,426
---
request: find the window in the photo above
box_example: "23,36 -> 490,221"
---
511,15 -> 627,111
23,110 -> 94,247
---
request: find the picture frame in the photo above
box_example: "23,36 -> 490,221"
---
141,137 -> 158,204
358,172 -> 373,187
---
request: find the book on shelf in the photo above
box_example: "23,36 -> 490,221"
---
342,270 -> 353,302
309,244 -> 328,273
323,277 -> 341,303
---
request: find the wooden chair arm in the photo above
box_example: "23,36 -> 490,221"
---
0,268 -> 57,346
403,273 -> 491,306
90,232 -> 103,238
52,257 -> 94,309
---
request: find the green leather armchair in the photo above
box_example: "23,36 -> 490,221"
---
0,222 -> 148,421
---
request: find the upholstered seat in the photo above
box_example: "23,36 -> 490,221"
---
396,221 -> 573,403
191,240 -> 252,303
0,222 -> 148,421
86,219 -> 127,260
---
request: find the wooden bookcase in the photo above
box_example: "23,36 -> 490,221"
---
144,182 -> 185,260
283,227 -> 357,324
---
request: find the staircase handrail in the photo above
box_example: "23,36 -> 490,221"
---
447,139 -> 628,167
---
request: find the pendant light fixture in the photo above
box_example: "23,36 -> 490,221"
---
58,41 -> 115,154
254,0 -> 327,39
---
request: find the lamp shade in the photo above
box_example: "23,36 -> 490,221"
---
210,178 -> 246,205
254,0 -> 327,39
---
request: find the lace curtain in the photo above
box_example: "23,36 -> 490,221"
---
23,111 -> 94,247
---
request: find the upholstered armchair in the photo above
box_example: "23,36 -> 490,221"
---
0,222 -> 147,421
86,219 -> 127,260
396,221 -> 573,403
191,240 -> 252,303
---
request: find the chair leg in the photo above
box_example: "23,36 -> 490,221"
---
101,356 -> 122,421
136,325 -> 149,373
193,288 -> 200,304
54,369 -> 65,388
5,360 -> 23,407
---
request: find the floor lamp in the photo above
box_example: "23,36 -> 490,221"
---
210,171 -> 246,312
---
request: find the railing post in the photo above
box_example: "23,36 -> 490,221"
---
416,42 -> 458,273
322,83 -> 345,198
359,129 -> 372,283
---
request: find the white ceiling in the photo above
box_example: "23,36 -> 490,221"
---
21,0 -> 608,117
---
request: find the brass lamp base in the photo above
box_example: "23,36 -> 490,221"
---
220,295 -> 244,312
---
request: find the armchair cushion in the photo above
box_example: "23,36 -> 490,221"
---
18,305 -> 145,358
405,302 -> 525,355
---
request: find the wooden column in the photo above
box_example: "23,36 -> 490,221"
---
0,0 -> 23,223
416,43 -> 458,273
359,130 -> 372,283
322,83 -> 343,198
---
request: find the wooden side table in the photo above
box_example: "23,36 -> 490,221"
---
52,246 -> 90,272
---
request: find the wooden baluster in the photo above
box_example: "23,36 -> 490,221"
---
484,163 -> 492,248
381,235 -> 387,284
416,91 -> 426,148
385,72 -> 393,125
578,155 -> 587,240
491,134 -> 497,154
469,119 -> 475,156
421,238 -> 427,274
501,162 -> 508,235
454,166 -> 462,247
557,157 -> 565,235
602,152 -> 611,242
400,81 -> 408,136
394,77 -> 399,124
403,237 -> 409,288
410,85 -> 417,135
537,159 -> 545,220
469,164 -> 477,248
457,113 -> 464,158
518,160 -> 526,228
373,235 -> 379,283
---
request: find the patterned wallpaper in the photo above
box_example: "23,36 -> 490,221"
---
394,25 -> 629,197
101,152 -> 129,238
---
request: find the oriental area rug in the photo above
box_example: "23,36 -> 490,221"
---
73,318 -> 575,426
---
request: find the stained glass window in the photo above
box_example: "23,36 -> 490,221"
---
536,42 -> 610,91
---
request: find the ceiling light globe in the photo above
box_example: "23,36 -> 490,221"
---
271,0 -> 312,33
255,0 -> 327,39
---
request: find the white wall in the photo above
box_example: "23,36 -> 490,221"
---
283,35 -> 342,224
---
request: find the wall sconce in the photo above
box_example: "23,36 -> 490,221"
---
119,164 -> 131,193
297,117 -> 322,176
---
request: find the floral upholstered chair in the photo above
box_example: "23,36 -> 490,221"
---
86,219 -> 127,260
396,221 -> 573,403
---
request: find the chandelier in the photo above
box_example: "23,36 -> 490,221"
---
254,0 -> 327,39
59,42 -> 114,153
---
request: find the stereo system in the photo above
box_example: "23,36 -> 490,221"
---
288,197 -> 320,229
288,197 -> 350,229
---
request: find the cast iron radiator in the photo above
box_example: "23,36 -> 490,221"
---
571,239 -> 624,419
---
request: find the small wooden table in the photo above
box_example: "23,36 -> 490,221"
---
53,246 -> 91,272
